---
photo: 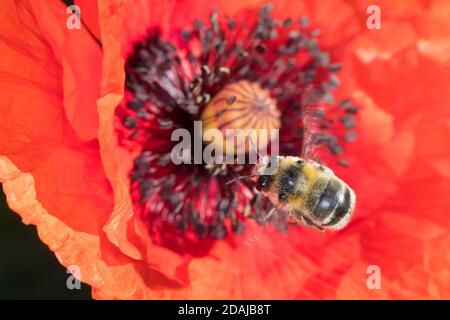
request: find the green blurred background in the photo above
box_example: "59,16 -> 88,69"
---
0,186 -> 92,299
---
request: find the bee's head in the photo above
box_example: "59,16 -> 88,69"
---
254,156 -> 279,192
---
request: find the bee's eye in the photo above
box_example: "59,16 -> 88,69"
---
256,175 -> 269,191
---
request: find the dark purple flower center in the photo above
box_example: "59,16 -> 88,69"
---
116,4 -> 358,241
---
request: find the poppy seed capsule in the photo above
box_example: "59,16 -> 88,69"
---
201,80 -> 281,155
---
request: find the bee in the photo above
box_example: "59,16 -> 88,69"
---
254,155 -> 356,231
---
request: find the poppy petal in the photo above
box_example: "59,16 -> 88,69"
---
28,1 -> 102,141
75,0 -> 102,42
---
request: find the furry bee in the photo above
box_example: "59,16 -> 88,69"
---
254,155 -> 356,231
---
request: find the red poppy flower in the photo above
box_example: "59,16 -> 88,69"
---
1,0 -> 449,299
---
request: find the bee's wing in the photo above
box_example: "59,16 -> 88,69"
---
301,91 -> 323,162
264,206 -> 289,234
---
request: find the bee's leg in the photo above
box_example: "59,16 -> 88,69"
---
286,210 -> 308,225
264,207 -> 277,221
266,207 -> 289,234
299,214 -> 325,233
286,213 -> 300,224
